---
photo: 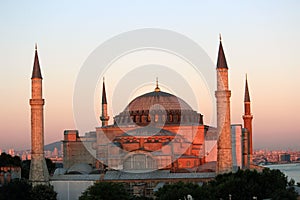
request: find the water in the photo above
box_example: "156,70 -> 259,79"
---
267,163 -> 300,184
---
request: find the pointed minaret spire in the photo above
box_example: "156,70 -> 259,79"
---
100,77 -> 109,126
102,77 -> 107,104
32,44 -> 42,79
217,34 -> 228,69
154,77 -> 160,92
244,74 -> 250,102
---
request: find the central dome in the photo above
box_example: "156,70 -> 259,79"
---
124,90 -> 193,112
114,86 -> 203,126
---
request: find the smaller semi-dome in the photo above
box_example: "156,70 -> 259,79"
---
67,163 -> 93,174
53,168 -> 67,176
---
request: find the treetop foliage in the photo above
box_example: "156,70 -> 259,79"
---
0,180 -> 57,200
155,168 -> 298,200
0,153 -> 21,167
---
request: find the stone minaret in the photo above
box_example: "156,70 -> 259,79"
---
100,78 -> 109,126
243,75 -> 253,164
29,44 -> 49,185
215,35 -> 233,173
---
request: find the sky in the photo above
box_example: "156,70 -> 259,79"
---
0,1 -> 299,151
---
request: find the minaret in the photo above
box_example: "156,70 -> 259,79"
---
243,75 -> 253,164
100,78 -> 109,126
29,44 -> 49,185
215,35 -> 233,173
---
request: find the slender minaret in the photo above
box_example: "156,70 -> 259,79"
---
215,35 -> 233,173
29,44 -> 49,185
243,75 -> 253,164
100,78 -> 109,126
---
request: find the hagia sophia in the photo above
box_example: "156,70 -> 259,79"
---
29,36 -> 254,199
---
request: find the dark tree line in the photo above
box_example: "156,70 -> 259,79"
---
79,169 -> 298,200
0,152 -> 58,200
156,168 -> 298,200
0,153 -> 21,167
0,180 -> 57,200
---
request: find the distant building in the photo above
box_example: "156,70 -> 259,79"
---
52,147 -> 58,157
8,149 -> 15,157
0,166 -> 21,185
279,153 -> 291,163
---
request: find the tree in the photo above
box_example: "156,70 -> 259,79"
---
0,179 -> 57,200
155,169 -> 298,200
0,179 -> 31,200
79,182 -> 130,200
30,184 -> 57,200
0,153 -> 21,167
155,182 -> 203,200
201,168 -> 297,200
46,158 -> 56,175
21,160 -> 30,179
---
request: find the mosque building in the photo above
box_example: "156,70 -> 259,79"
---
62,37 -> 253,175
30,37 -> 254,199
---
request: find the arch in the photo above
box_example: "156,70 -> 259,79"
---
123,152 -> 157,170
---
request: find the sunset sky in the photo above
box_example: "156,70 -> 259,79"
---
0,1 -> 299,151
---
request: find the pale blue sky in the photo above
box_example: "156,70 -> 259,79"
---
0,1 -> 299,150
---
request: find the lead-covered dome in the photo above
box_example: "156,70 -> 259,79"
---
125,90 -> 193,112
114,87 -> 203,126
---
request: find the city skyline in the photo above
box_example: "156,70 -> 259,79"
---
0,1 -> 300,151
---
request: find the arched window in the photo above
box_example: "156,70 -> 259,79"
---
155,114 -> 159,122
169,114 -> 173,122
123,154 -> 156,170
135,115 -> 140,123
162,115 -> 166,123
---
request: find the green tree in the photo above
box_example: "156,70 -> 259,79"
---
46,158 -> 56,175
201,168 -> 297,200
155,169 -> 298,200
0,179 -> 57,200
30,184 -> 57,200
0,179 -> 31,200
21,160 -> 30,179
155,182 -> 203,200
0,153 -> 21,167
79,182 -> 130,200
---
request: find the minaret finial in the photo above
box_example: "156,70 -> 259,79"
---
219,33 -> 222,41
155,77 -> 160,92
35,43 -> 37,51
